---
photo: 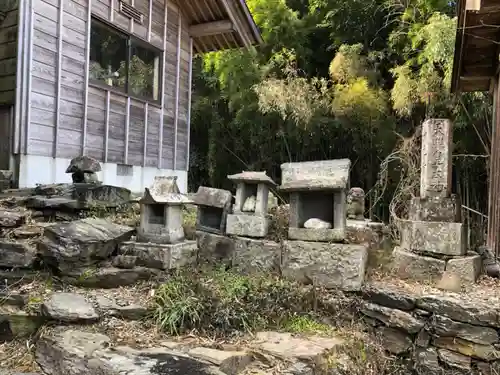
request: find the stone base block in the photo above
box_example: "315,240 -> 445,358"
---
196,231 -> 280,273
136,227 -> 185,244
446,255 -> 481,283
288,227 -> 345,242
391,247 -> 445,282
226,214 -> 269,238
409,195 -> 461,222
118,241 -> 197,270
400,220 -> 465,256
282,240 -> 368,291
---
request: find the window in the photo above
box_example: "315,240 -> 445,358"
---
89,18 -> 161,102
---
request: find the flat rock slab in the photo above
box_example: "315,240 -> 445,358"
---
0,241 -> 36,268
63,267 -> 160,289
226,214 -> 269,238
35,329 -> 226,375
0,305 -> 44,341
252,331 -> 344,361
94,295 -> 149,320
41,293 -> 99,323
282,241 -> 368,291
37,218 -> 135,273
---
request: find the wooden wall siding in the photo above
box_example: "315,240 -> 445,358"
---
24,0 -> 191,171
175,17 -> 190,171
0,2 -> 18,105
162,3 -> 178,169
28,0 -> 87,158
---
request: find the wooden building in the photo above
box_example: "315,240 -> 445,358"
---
451,0 -> 500,254
0,0 -> 261,192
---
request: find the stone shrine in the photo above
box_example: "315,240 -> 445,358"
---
116,176 -> 197,271
192,186 -> 232,235
226,171 -> 277,238
280,159 -> 369,291
392,119 -> 481,284
279,159 -> 350,242
136,176 -> 190,244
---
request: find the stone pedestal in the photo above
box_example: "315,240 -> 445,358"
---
193,187 -> 232,235
226,171 -> 276,238
391,119 -> 480,284
117,241 -> 197,270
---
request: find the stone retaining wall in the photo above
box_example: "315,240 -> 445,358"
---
359,280 -> 500,374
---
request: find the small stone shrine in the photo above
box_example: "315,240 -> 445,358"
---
280,159 -> 350,242
0,170 -> 12,192
137,176 -> 190,244
192,186 -> 232,235
226,171 -> 277,238
280,159 -> 369,291
116,176 -> 197,270
392,119 -> 481,284
66,156 -> 101,184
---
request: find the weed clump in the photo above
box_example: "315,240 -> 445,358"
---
152,267 -> 330,336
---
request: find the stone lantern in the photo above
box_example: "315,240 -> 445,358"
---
226,171 -> 277,238
137,176 -> 191,244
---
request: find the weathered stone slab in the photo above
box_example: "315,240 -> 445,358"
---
400,220 -> 465,255
282,241 -> 368,291
36,329 -> 226,375
226,214 -> 269,238
63,267 -> 160,289
414,348 -> 442,374
0,305 -> 44,341
408,195 -> 461,222
37,218 -> 135,273
41,293 -> 99,323
362,282 -> 416,310
280,159 -> 350,191
446,255 -> 481,283
0,241 -> 36,268
94,295 -> 149,320
197,231 -> 236,264
420,118 -> 452,198
361,302 -> 425,333
430,315 -> 498,345
188,347 -> 252,374
433,336 -> 500,361
417,294 -> 499,327
437,349 -> 471,372
118,241 -> 197,270
288,227 -> 345,242
376,327 -> 412,354
391,247 -> 445,281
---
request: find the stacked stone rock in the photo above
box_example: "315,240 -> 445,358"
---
226,171 -> 277,238
116,176 -> 197,271
392,119 -> 481,284
66,155 -> 102,184
361,281 -> 500,374
278,159 -> 369,291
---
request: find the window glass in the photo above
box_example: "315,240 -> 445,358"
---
89,19 -> 162,102
129,41 -> 161,101
89,21 -> 127,91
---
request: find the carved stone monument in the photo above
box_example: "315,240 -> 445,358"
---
192,186 -> 232,235
279,159 -> 369,291
347,187 -> 365,220
279,159 -> 350,242
226,171 -> 277,238
116,176 -> 197,271
392,119 -> 481,284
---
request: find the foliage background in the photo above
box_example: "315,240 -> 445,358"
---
188,0 -> 492,245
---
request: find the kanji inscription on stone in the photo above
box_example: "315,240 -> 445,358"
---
420,119 -> 452,198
